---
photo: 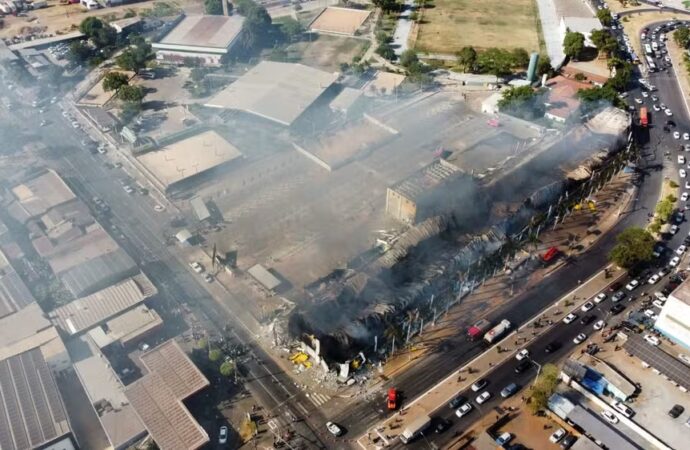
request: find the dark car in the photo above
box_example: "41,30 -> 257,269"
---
608,282 -> 623,292
434,417 -> 451,434
515,360 -> 532,373
560,434 -> 577,449
669,404 -> 685,418
580,315 -> 594,325
610,303 -> 626,315
667,119 -> 676,127
545,341 -> 561,353
448,395 -> 467,410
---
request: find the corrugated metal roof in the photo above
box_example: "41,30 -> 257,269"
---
247,264 -> 281,290
58,248 -> 138,298
567,406 -> 641,450
624,334 -> 690,390
0,249 -> 35,319
139,340 -> 209,400
190,197 -> 210,222
390,159 -> 461,201
50,273 -> 156,336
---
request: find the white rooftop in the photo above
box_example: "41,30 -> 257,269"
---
155,14 -> 244,51
206,61 -> 339,126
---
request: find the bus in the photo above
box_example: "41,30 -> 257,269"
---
645,43 -> 653,55
640,107 -> 648,127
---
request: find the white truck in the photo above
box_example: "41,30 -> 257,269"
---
399,415 -> 431,444
483,319 -> 511,344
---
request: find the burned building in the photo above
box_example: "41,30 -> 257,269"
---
385,159 -> 473,224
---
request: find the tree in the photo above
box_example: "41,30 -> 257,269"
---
195,338 -> 208,350
116,35 -> 153,73
79,16 -> 105,37
190,67 -> 208,83
537,55 -> 552,77
68,41 -> 92,65
280,17 -> 303,42
674,26 -> 690,48
372,0 -> 398,14
528,363 -> 559,414
511,48 -> 530,68
102,71 -> 129,92
399,49 -> 419,68
220,360 -> 235,377
498,86 -> 544,119
590,29 -> 618,57
608,227 -> 655,269
119,100 -> 141,124
456,46 -> 477,72
209,348 -> 223,362
596,8 -> 613,27
655,196 -> 675,223
563,30 -> 585,60
79,17 -> 116,49
204,0 -> 231,15
376,42 -> 395,60
117,85 -> 145,102
240,4 -> 273,51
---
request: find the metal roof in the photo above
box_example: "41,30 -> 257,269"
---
247,264 -> 281,291
390,159 -> 462,201
624,334 -> 690,390
139,340 -> 209,400
669,276 -> 690,306
567,406 -> 641,450
58,248 -> 138,298
156,14 -> 243,50
0,348 -> 72,450
50,273 -> 157,336
125,372 -> 209,450
10,170 -> 76,221
0,249 -> 35,319
206,61 -> 339,126
190,197 -> 211,222
0,303 -> 52,352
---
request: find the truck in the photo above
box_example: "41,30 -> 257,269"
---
399,415 -> 431,444
640,107 -> 648,127
483,319 -> 511,344
467,319 -> 492,341
387,387 -> 397,410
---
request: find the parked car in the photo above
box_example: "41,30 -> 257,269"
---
594,320 -> 606,331
594,293 -> 607,303
612,400 -> 634,418
434,418 -> 451,434
669,404 -> 685,418
648,274 -> 661,284
515,349 -> 529,360
326,421 -> 343,436
563,313 -> 577,324
581,301 -> 595,312
670,256 -> 681,267
560,434 -> 577,449
573,333 -> 587,344
612,291 -> 626,302
580,315 -> 594,325
625,280 -> 639,291
601,409 -> 619,424
500,383 -> 518,398
496,432 -> 512,446
515,360 -> 532,373
448,394 -> 467,410
549,428 -> 567,444
189,262 -> 203,273
545,341 -> 561,353
455,402 -> 473,418
219,426 -> 228,444
610,303 -> 625,315
644,334 -> 660,346
475,391 -> 491,404
471,379 -> 488,392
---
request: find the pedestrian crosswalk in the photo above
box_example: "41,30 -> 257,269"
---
307,392 -> 331,407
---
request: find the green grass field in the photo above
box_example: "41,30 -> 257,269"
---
415,0 -> 542,54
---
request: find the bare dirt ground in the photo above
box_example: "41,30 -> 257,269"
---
285,34 -> 369,71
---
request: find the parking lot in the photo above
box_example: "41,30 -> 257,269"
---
597,341 -> 690,450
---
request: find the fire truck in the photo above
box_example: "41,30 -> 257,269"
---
387,387 -> 398,410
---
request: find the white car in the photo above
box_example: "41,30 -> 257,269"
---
581,301 -> 595,312
653,299 -> 665,309
644,334 -> 661,346
189,262 -> 203,273
634,98 -> 643,104
123,185 -> 135,194
666,108 -> 673,116
641,91 -> 649,98
563,313 -> 577,324
475,391 -> 491,404
496,432 -> 513,446
515,349 -> 529,361
681,169 -> 687,178
671,225 -> 680,234
594,320 -> 606,331
683,192 -> 690,202
670,256 -> 681,267
203,273 -> 214,283
471,379 -> 488,392
674,131 -> 681,139
647,274 -> 661,284
625,280 -> 639,291
653,104 -> 661,111
594,293 -> 607,303
219,426 -> 228,444
644,309 -> 656,318
679,155 -> 687,165
655,291 -> 668,301
71,121 -> 80,128
326,421 -> 343,436
677,245 -> 687,255
612,401 -> 634,418
549,428 -> 567,444
154,204 -> 166,212
455,402 -> 473,418
573,333 -> 587,344
602,409 -> 619,424
685,133 -> 690,140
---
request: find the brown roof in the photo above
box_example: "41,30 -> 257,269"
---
544,75 -> 591,120
139,340 -> 209,399
125,372 -> 209,450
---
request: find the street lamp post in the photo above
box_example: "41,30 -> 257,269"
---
531,359 -> 542,387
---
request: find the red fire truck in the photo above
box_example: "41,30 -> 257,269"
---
387,387 -> 398,410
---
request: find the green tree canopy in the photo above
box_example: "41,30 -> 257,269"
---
68,41 -> 92,65
240,2 -> 273,51
674,26 -> 690,48
528,363 -> 560,414
563,30 -> 585,60
280,17 -> 303,42
209,348 -> 223,362
596,8 -> 613,27
376,42 -> 395,60
204,0 -> 232,15
118,85 -> 145,102
372,0 -> 399,14
590,29 -> 618,57
399,49 -> 419,68
456,46 -> 477,72
79,17 -> 117,49
537,55 -> 552,77
220,360 -> 235,377
102,71 -> 129,92
655,196 -> 676,223
474,47 -> 530,77
116,36 -> 153,73
498,86 -> 544,120
608,227 -> 655,269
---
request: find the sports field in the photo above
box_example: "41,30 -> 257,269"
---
414,0 -> 542,54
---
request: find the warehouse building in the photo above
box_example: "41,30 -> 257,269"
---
0,248 -> 36,319
385,159 -> 472,224
206,61 -> 339,126
8,169 -> 76,223
655,277 -> 690,349
152,14 -> 244,66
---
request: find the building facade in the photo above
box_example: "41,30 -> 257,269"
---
655,278 -> 690,348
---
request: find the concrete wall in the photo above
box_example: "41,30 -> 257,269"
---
655,296 -> 690,349
385,189 -> 416,223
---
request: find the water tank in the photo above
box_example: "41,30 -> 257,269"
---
527,52 -> 539,83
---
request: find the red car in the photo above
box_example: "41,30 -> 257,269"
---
387,388 -> 398,410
